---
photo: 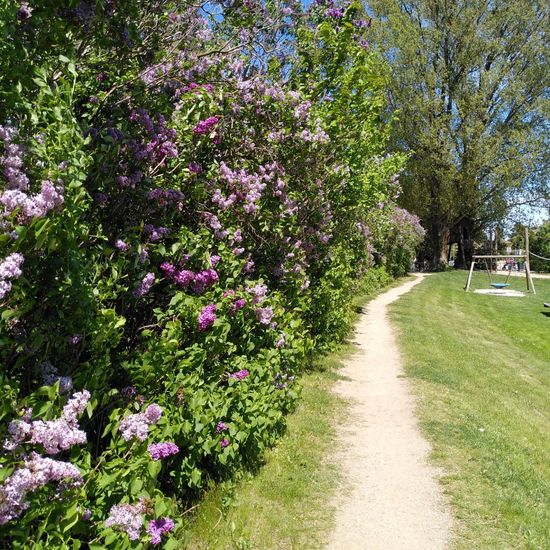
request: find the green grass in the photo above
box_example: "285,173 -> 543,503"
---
389,271 -> 550,549
184,275 -> 405,549
185,349 -> 347,549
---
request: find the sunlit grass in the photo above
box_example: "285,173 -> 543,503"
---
389,271 -> 550,549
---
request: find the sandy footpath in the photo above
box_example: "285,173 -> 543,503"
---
326,275 -> 453,550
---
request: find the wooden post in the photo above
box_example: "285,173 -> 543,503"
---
525,227 -> 536,294
465,260 -> 475,291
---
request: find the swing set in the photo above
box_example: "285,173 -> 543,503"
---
464,227 -> 536,294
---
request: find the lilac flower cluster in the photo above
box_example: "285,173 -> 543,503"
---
325,7 -> 344,18
148,517 -> 175,546
143,224 -> 170,242
121,110 -> 178,169
161,262 -> 219,294
148,187 -> 184,209
215,421 -> 228,433
255,307 -> 274,325
41,361 -> 73,394
0,452 -> 81,525
148,442 -> 179,460
0,179 -> 64,223
198,303 -> 217,331
229,369 -> 249,380
115,239 -> 129,251
193,116 -> 219,135
230,297 -> 246,315
0,252 -> 24,299
217,162 -> 277,215
220,438 -> 229,449
247,283 -> 268,304
105,500 -> 146,540
4,390 -> 90,454
116,172 -> 143,188
134,272 -> 155,297
118,403 -> 162,441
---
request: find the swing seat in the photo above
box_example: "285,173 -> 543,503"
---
490,283 -> 511,288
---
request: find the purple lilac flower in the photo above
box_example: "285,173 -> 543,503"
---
192,269 -> 218,294
0,253 -> 24,299
160,262 -> 176,278
210,255 -> 221,267
148,442 -> 179,460
0,452 -> 81,525
119,403 -> 162,441
17,2 -> 33,20
148,517 -> 175,546
144,404 -> 162,423
5,390 -> 90,454
134,272 -> 155,297
174,269 -> 195,287
325,7 -> 344,18
247,283 -> 268,304
229,370 -> 249,380
275,333 -> 286,348
105,501 -> 145,540
230,298 -> 246,315
115,239 -> 129,251
255,307 -> 274,325
193,116 -> 219,135
215,422 -> 228,433
220,438 -> 229,449
188,162 -> 202,174
198,304 -> 217,331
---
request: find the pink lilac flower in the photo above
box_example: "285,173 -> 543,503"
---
229,370 -> 249,380
0,452 -> 81,524
215,422 -> 228,433
105,502 -> 145,540
220,438 -> 229,449
198,304 -> 217,331
147,517 -> 175,545
148,442 -> 179,460
119,403 -> 162,441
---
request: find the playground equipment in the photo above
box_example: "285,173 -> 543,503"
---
465,227 -> 536,294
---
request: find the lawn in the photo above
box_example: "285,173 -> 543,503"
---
389,271 -> 550,549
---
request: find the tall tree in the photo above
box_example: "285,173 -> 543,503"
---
368,0 -> 550,267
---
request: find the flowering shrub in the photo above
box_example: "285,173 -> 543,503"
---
0,0 -> 424,546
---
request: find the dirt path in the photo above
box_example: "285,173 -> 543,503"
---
326,275 -> 453,550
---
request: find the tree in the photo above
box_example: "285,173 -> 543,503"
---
368,0 -> 550,267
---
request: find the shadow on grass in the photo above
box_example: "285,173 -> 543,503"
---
541,312 -> 550,318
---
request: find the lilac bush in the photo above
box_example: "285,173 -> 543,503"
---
0,0 -> 424,546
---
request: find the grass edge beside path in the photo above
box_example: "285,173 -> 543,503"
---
184,274 -> 411,549
389,271 -> 550,550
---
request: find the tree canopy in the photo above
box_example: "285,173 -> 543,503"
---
368,0 -> 550,266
